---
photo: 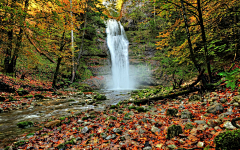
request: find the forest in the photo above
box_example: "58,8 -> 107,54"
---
0,0 -> 240,149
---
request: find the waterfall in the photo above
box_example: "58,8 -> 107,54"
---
106,19 -> 132,89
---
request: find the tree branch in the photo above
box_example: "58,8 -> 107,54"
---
25,33 -> 56,63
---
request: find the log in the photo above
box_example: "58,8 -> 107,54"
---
134,88 -> 198,105
181,68 -> 205,90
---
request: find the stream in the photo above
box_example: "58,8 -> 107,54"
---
0,90 -> 132,148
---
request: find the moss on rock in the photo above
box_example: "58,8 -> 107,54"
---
167,124 -> 183,139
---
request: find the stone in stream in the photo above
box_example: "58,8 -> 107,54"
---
17,121 -> 34,129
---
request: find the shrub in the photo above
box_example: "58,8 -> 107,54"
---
214,129 -> 240,150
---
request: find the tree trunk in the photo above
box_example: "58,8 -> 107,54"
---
52,31 -> 66,88
180,0 -> 201,73
4,0 -> 16,74
71,4 -> 88,83
197,0 -> 212,83
7,0 -> 29,74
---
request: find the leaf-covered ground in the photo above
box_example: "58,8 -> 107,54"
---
2,82 -> 240,150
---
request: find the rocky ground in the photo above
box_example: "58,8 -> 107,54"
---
1,83 -> 240,150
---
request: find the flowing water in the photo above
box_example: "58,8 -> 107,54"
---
106,19 -> 134,89
0,90 -> 131,148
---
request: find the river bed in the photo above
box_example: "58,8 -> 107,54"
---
0,90 -> 132,148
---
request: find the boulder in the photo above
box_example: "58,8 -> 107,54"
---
232,95 -> 240,103
166,108 -> 178,117
207,103 -> 224,114
181,110 -> 193,119
223,121 -> 236,130
167,125 -> 183,139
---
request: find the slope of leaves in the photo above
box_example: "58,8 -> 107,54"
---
4,83 -> 240,149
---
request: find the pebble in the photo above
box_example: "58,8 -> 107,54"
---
81,126 -> 89,133
112,128 -> 121,133
143,146 -> 152,150
197,141 -> 204,147
151,126 -> 160,134
194,120 -> 206,124
223,121 -> 236,130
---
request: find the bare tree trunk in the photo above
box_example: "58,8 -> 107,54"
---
4,0 -> 16,74
71,4 -> 88,83
70,0 -> 75,84
9,0 -> 30,75
180,0 -> 201,73
52,31 -> 66,88
197,0 -> 212,83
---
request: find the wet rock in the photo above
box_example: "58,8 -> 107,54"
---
100,133 -> 107,138
209,97 -> 218,102
44,120 -> 61,128
194,120 -> 206,125
232,95 -> 240,103
178,105 -> 185,109
197,141 -> 204,147
94,94 -> 107,100
214,126 -> 221,130
151,126 -> 160,134
167,125 -> 183,139
77,120 -> 84,124
233,102 -> 239,106
81,126 -> 89,133
17,121 -> 34,129
207,103 -> 224,114
138,128 -> 145,134
112,128 -> 121,133
181,110 -> 193,119
105,134 -> 116,140
34,94 -> 44,100
17,89 -> 29,96
220,98 -> 227,103
143,146 -> 152,150
223,121 -> 236,130
184,123 -> 194,130
166,108 -> 178,117
156,143 -> 163,148
189,95 -> 201,101
207,119 -> 222,127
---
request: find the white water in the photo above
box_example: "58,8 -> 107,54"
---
106,19 -> 133,89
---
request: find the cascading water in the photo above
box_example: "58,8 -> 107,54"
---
106,19 -> 132,89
